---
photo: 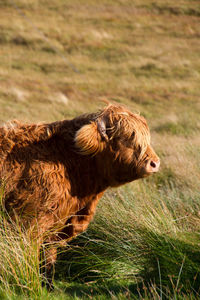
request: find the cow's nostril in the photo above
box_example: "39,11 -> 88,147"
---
150,160 -> 157,168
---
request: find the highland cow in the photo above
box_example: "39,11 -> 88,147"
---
0,103 -> 160,287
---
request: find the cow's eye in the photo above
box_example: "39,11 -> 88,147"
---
131,132 -> 135,139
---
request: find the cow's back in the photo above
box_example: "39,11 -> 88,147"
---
0,123 -> 73,231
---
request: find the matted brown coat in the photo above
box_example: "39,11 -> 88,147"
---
0,103 -> 160,286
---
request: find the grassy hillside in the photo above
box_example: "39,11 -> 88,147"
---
0,0 -> 200,299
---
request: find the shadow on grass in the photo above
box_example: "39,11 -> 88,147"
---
141,231 -> 200,296
58,281 -> 143,299
54,228 -> 200,298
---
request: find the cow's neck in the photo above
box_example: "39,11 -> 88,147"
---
65,153 -> 108,201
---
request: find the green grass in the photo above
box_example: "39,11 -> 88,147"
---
0,213 -> 42,298
2,182 -> 200,299
55,183 -> 200,298
0,0 -> 200,299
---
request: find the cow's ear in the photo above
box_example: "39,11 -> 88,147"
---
74,119 -> 108,155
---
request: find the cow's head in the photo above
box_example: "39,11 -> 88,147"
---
75,104 -> 160,186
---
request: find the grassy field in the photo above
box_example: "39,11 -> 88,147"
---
0,0 -> 200,298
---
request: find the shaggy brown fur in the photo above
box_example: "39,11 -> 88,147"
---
0,103 -> 160,287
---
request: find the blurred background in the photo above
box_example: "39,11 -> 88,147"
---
0,1 -> 200,299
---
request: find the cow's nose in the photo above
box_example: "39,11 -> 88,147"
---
149,159 -> 160,172
146,159 -> 160,173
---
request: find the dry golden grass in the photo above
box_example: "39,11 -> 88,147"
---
1,1 -> 200,121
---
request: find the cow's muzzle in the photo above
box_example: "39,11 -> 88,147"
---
146,158 -> 160,173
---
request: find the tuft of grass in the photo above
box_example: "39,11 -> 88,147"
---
0,196 -> 45,299
54,179 -> 200,298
